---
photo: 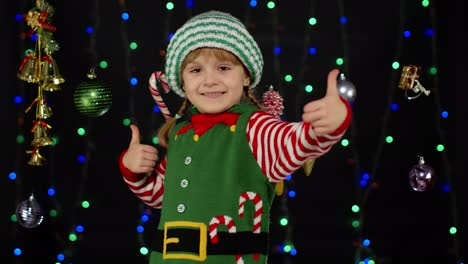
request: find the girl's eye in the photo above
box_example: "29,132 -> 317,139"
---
189,68 -> 201,73
219,66 -> 230,71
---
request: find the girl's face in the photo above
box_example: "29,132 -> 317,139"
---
181,48 -> 250,114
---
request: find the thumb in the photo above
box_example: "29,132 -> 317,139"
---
129,124 -> 141,145
325,69 -> 340,97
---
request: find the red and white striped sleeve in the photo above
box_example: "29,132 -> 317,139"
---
246,110 -> 350,183
119,151 -> 166,209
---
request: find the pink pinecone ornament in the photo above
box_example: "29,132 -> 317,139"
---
261,85 -> 284,119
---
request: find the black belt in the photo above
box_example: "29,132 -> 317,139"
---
152,227 -> 269,256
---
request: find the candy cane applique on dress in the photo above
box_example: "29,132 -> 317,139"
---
238,191 -> 263,261
209,215 -> 244,264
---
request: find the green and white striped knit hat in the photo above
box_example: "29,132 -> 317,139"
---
165,10 -> 264,98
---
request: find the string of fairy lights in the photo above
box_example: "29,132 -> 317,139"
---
427,4 -> 461,262
268,2 -> 295,263
10,0 -> 29,259
118,0 -> 150,258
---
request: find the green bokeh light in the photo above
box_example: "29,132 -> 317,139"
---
130,42 -> 138,50
308,17 -> 317,26
123,118 -> 131,126
81,201 -> 90,208
341,139 -> 349,146
11,214 -> 17,222
280,218 -> 288,226
449,227 -> 457,235
336,58 -> 344,65
352,220 -> 360,228
140,247 -> 149,255
436,144 -> 444,152
166,2 -> 174,10
16,134 -> 25,144
69,233 -> 78,242
99,60 -> 108,69
352,205 -> 360,213
386,136 -> 394,143
77,128 -> 86,136
152,136 -> 159,145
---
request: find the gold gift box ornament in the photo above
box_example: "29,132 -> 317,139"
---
398,65 -> 431,100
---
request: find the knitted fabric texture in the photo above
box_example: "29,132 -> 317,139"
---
165,10 -> 264,98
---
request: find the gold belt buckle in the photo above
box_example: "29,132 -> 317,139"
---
163,221 -> 207,261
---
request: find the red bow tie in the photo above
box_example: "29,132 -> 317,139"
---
176,112 -> 241,138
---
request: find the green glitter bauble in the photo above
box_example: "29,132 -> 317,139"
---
73,79 -> 112,118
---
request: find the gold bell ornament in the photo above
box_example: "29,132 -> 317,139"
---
25,97 -> 53,119
35,98 -> 53,119
17,52 -> 41,83
30,120 -> 54,147
41,54 -> 65,92
26,147 -> 46,166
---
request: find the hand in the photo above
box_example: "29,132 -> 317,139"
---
302,69 -> 348,136
122,124 -> 159,173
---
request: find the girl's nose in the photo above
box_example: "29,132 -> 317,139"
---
202,70 -> 217,86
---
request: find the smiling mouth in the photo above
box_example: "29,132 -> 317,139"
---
202,92 -> 225,98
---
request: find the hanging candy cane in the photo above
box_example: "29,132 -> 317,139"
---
209,215 -> 244,264
149,71 -> 172,121
239,192 -> 263,261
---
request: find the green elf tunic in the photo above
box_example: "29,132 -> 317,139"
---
150,104 -> 276,264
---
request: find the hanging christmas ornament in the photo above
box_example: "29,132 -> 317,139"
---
73,68 -> 112,118
261,85 -> 284,119
398,65 -> 431,100
337,73 -> 356,103
17,52 -> 41,83
408,156 -> 436,192
24,96 -> 53,119
17,0 -> 63,164
30,120 -> 54,147
26,147 -> 47,166
41,52 -> 65,92
261,85 -> 286,195
303,158 -> 316,177
16,193 -> 44,228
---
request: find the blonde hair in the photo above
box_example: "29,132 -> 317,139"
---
157,48 -> 261,148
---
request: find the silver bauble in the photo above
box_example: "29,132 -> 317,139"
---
16,194 -> 44,228
337,73 -> 357,103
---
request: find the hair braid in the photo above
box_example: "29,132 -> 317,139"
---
157,98 -> 192,148
244,86 -> 262,109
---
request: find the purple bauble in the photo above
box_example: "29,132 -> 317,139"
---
408,158 -> 436,192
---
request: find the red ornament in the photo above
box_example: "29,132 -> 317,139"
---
261,85 -> 284,119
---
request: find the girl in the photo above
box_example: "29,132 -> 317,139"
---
119,10 -> 351,264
